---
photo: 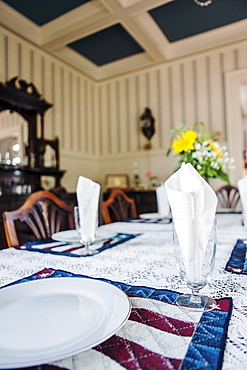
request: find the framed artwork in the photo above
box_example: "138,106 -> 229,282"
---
105,174 -> 130,189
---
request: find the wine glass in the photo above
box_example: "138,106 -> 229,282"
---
172,217 -> 217,311
74,206 -> 98,256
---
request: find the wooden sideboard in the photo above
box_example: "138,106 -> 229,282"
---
0,165 -> 66,196
103,189 -> 158,216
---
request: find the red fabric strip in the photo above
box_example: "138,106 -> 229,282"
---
129,307 -> 196,337
95,335 -> 182,370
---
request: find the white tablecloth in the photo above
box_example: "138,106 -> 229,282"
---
0,214 -> 247,369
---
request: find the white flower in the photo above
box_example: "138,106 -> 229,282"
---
194,143 -> 201,150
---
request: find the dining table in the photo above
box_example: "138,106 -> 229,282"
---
0,213 -> 247,370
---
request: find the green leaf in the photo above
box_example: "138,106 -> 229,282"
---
166,147 -> 172,156
207,168 -> 216,177
217,169 -> 230,184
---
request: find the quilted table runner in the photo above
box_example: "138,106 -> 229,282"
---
225,239 -> 247,274
4,268 -> 233,370
14,233 -> 139,257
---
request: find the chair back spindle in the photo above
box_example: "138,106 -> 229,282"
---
101,189 -> 137,224
3,190 -> 74,247
216,185 -> 241,211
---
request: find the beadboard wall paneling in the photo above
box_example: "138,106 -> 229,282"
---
20,43 -> 32,82
0,33 -> 4,79
183,60 -> 196,128
239,46 -> 247,69
148,69 -> 160,151
159,67 -> 171,149
8,37 -> 19,80
89,83 -> 96,155
171,63 -> 184,125
42,59 -> 53,139
137,74 -> 148,151
108,83 -> 118,154
128,76 -> 140,153
118,79 -> 129,154
208,52 -> 224,137
196,56 -> 210,126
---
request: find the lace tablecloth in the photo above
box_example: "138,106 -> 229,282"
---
0,214 -> 247,369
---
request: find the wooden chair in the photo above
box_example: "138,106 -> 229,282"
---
101,188 -> 137,224
3,190 -> 75,247
216,185 -> 241,211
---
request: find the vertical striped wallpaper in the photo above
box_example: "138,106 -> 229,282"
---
1,27 -> 247,189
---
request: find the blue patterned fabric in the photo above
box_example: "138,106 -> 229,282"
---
14,233 -> 140,257
3,268 -> 232,370
225,239 -> 247,274
127,217 -> 172,224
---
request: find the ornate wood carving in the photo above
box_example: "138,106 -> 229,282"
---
0,76 -> 52,115
0,77 -> 65,194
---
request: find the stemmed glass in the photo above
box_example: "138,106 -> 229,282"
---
172,217 -> 217,311
74,206 -> 98,256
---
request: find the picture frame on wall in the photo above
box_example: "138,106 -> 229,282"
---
105,174 -> 130,189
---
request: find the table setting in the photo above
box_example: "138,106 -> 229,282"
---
0,172 -> 247,369
127,183 -> 172,224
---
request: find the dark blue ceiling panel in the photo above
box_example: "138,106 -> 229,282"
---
68,24 -> 144,66
2,0 -> 92,26
149,0 -> 247,42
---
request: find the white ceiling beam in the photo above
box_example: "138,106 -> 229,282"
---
168,19 -> 247,60
52,47 -> 99,80
42,0 -> 174,57
96,0 -> 173,61
41,1 -> 111,49
0,2 -> 41,45
96,52 -> 154,80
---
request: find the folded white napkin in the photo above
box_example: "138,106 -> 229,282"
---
165,163 -> 218,281
238,175 -> 247,227
76,176 -> 100,243
156,184 -> 170,217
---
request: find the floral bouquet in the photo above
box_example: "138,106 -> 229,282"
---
166,122 -> 235,183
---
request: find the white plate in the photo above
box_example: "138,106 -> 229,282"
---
139,212 -> 161,219
140,212 -> 170,219
0,277 -> 131,369
52,229 -> 80,244
52,229 -> 116,244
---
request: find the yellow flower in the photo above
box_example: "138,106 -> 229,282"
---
209,140 -> 222,157
172,130 -> 197,153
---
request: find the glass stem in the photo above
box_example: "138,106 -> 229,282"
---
84,242 -> 90,252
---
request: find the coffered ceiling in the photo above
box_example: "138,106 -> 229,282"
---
1,0 -> 247,81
